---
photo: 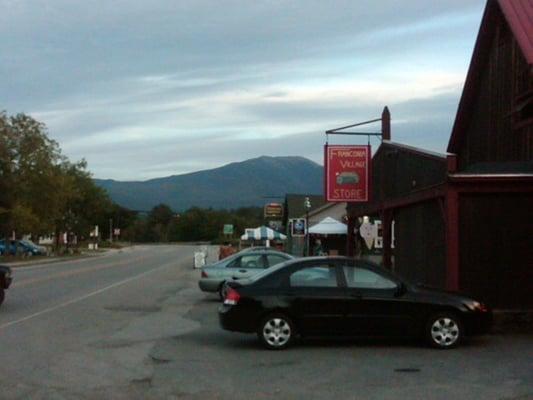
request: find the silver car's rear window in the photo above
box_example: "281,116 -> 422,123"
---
247,259 -> 294,282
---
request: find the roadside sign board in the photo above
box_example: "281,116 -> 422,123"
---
223,224 -> 234,235
290,218 -> 306,237
90,225 -> 99,237
264,203 -> 284,219
325,144 -> 371,202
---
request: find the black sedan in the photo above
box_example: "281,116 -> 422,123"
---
0,265 -> 13,307
219,257 -> 492,350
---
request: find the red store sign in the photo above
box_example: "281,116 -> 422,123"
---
324,145 -> 371,202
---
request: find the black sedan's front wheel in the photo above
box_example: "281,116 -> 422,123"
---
258,313 -> 295,350
426,313 -> 463,349
0,288 -> 4,307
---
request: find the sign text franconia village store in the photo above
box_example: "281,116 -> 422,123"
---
325,145 -> 371,202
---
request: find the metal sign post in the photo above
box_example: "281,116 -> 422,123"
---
324,106 -> 390,257
324,107 -> 390,203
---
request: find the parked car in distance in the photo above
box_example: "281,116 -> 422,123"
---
0,265 -> 13,307
19,240 -> 47,255
0,240 -> 16,256
0,239 -> 46,256
219,256 -> 492,350
199,249 -> 294,299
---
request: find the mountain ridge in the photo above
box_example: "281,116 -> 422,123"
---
94,156 -> 324,211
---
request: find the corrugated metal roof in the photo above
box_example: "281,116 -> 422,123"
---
381,140 -> 449,160
498,0 -> 533,65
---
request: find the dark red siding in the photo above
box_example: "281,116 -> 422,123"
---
456,5 -> 533,168
459,193 -> 533,308
394,201 -> 447,288
348,142 -> 448,280
368,142 -> 447,204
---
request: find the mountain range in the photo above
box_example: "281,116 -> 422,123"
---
94,156 -> 324,211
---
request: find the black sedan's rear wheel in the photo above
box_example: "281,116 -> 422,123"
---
0,288 -> 4,307
258,313 -> 295,350
426,313 -> 463,349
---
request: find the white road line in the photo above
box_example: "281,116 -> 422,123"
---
7,248 -> 133,272
0,259 -> 179,330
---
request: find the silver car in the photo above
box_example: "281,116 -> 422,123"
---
199,249 -> 294,299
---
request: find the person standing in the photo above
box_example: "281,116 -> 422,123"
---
313,239 -> 324,256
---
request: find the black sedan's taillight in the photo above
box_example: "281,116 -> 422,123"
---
224,288 -> 241,305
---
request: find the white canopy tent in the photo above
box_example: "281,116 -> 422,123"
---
240,226 -> 287,241
308,217 -> 347,235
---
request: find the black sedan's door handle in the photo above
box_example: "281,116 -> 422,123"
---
350,293 -> 362,299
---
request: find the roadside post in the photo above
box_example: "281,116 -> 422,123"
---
304,197 -> 311,256
194,251 -> 206,269
264,202 -> 284,249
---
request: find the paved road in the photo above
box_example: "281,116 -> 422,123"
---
0,245 -> 531,400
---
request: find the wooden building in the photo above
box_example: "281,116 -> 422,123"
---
347,0 -> 533,309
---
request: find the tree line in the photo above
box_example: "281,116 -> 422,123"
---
1,112 -> 264,249
0,112 -> 137,248
123,204 -> 264,243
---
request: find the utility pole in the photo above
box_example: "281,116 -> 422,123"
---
109,218 -> 113,243
304,197 -> 311,256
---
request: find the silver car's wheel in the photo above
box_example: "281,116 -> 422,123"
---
427,314 -> 462,349
259,314 -> 294,350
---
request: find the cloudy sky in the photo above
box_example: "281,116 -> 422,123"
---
2,0 -> 486,180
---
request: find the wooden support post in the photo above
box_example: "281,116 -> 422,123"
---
382,210 -> 393,269
381,106 -> 392,268
346,216 -> 356,257
447,154 -> 458,173
445,188 -> 460,291
381,106 -> 391,141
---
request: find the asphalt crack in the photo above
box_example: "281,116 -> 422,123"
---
150,355 -> 172,364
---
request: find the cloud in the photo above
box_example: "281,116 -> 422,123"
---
1,0 -> 485,179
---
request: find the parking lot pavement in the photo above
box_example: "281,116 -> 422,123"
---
141,257 -> 533,400
146,296 -> 533,400
1,244 -> 531,400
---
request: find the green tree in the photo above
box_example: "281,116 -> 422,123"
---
0,112 -> 65,238
0,111 -> 136,251
146,204 -> 175,242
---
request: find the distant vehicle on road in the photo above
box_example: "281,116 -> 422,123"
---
0,265 -> 13,307
219,257 -> 492,350
0,240 -> 15,256
0,239 -> 46,256
199,249 -> 294,300
19,240 -> 47,256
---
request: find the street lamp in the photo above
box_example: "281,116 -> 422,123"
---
304,197 -> 311,256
